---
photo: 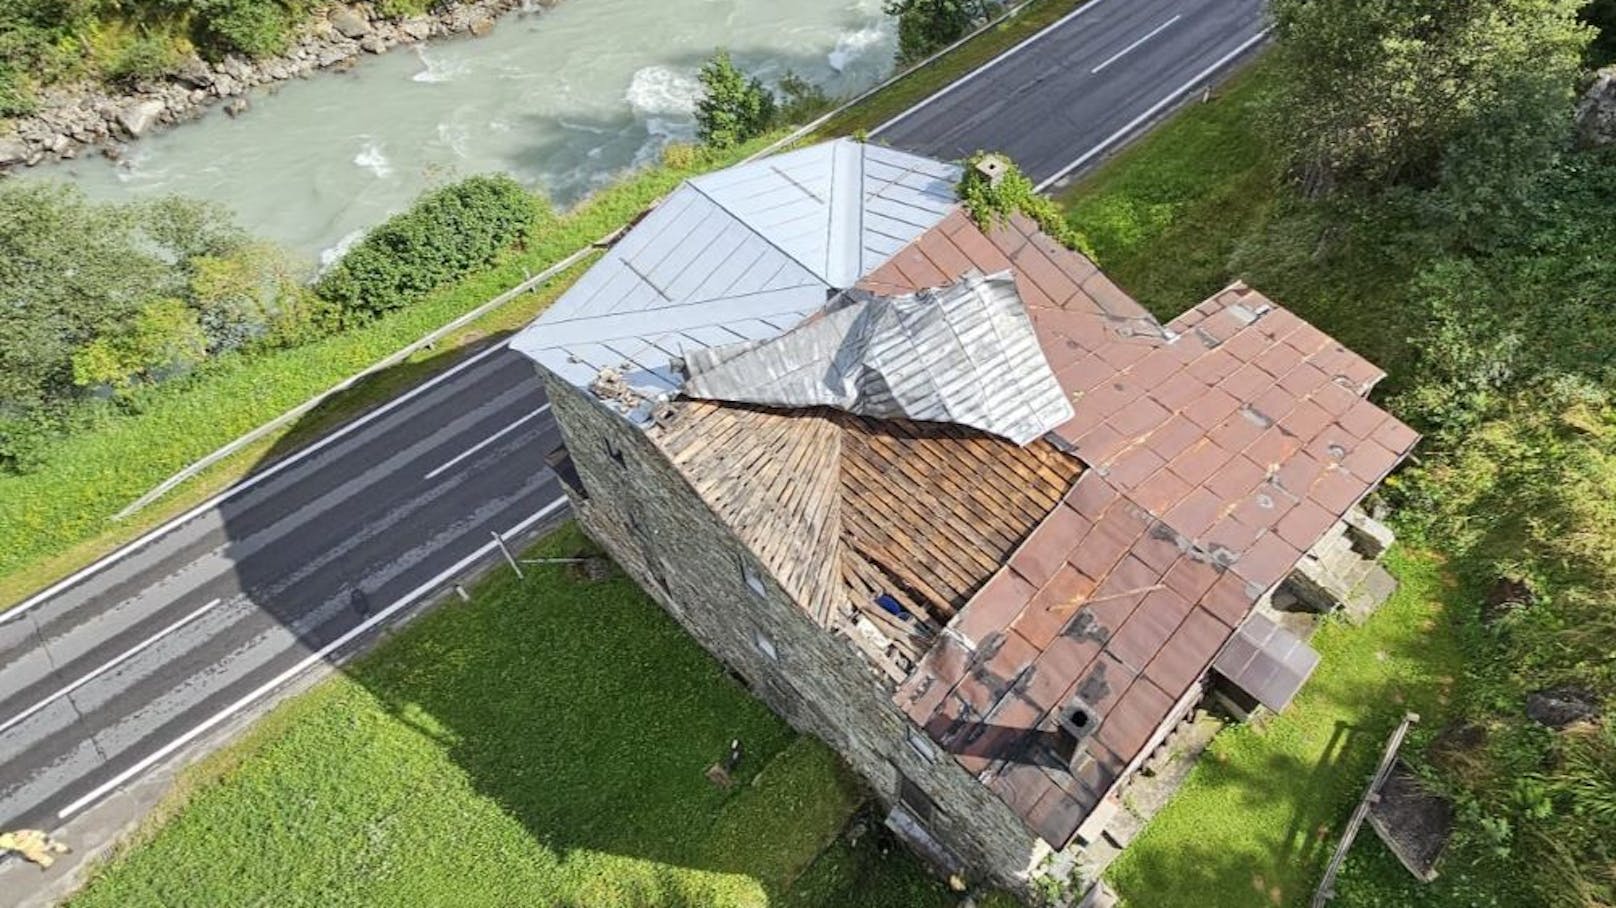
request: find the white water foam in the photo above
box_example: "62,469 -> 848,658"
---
436,122 -> 472,158
828,21 -> 892,72
625,64 -> 701,119
353,140 -> 392,177
412,46 -> 470,84
318,227 -> 367,271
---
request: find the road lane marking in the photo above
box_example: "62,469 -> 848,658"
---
423,405 -> 551,481
871,0 -> 1117,137
56,495 -> 568,820
1037,26 -> 1272,191
1090,14 -> 1181,74
5,340 -> 520,622
0,598 -> 224,736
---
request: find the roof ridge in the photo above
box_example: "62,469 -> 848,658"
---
684,160 -> 838,290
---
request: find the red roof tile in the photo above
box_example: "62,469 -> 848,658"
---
886,217 -> 1419,851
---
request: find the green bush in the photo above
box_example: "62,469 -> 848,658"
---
958,151 -> 1097,259
105,33 -> 181,87
315,174 -> 542,319
695,50 -> 776,150
884,0 -> 997,66
190,0 -> 300,59
0,61 -> 35,117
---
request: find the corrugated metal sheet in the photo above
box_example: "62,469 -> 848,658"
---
511,138 -> 961,424
681,271 -> 1074,446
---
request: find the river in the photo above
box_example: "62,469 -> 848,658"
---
31,0 -> 897,263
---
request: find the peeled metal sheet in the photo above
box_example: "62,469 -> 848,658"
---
680,270 -> 1075,446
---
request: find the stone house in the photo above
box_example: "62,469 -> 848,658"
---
510,139 -> 1418,898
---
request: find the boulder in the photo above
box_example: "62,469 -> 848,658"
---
1525,687 -> 1602,729
360,35 -> 388,54
1576,66 -> 1616,148
224,97 -> 251,118
329,7 -> 372,39
173,56 -> 215,89
0,138 -> 30,166
469,15 -> 496,37
116,99 -> 166,138
401,18 -> 434,40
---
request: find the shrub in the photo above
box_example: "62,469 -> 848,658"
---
958,151 -> 1097,260
315,174 -> 542,319
885,0 -> 996,66
695,50 -> 776,150
0,61 -> 35,117
777,71 -> 833,124
105,33 -> 181,87
191,0 -> 298,59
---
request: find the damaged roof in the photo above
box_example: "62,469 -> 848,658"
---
885,210 -> 1419,849
511,139 -> 960,422
682,271 -> 1074,446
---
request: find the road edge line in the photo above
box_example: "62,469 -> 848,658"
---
55,496 -> 568,821
1035,26 -> 1272,192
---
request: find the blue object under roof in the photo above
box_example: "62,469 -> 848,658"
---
511,139 -> 961,422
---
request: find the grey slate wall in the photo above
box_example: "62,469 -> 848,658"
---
538,370 -> 1045,894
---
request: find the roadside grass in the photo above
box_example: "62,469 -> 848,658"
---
0,132 -> 780,609
68,525 -> 982,907
1105,550 -> 1463,907
811,0 -> 1090,139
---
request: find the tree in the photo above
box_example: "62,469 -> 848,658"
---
71,298 -> 209,394
694,50 -> 775,150
885,0 -> 993,66
1266,0 -> 1591,197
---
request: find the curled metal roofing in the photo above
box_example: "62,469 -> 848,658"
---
510,139 -> 961,423
680,271 -> 1075,446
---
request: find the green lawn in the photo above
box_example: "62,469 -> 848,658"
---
70,525 -> 981,908
1106,551 -> 1463,907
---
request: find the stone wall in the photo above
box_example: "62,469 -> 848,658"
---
540,372 -> 1047,896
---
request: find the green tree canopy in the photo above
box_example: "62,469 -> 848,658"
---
694,50 -> 776,150
884,0 -> 995,66
1267,0 -> 1591,197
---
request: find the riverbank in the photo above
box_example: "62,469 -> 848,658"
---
0,0 -> 544,171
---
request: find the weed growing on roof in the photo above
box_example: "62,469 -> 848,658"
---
958,151 -> 1097,260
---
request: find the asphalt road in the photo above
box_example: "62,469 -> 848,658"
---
0,0 -> 1267,845
0,347 -> 564,831
874,0 -> 1268,187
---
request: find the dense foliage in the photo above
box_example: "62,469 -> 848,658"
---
694,51 -> 777,150
0,182 -> 311,472
314,175 -> 541,319
958,152 -> 1096,259
1226,9 -> 1616,902
1266,0 -> 1590,198
884,0 -> 998,66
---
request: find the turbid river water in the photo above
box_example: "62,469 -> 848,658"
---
33,0 -> 897,262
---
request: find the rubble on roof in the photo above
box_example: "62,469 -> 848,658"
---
679,271 -> 1074,446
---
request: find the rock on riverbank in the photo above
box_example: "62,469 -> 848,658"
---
0,0 -> 558,171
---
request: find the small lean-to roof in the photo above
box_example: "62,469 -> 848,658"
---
1213,611 -> 1321,712
511,139 -> 960,422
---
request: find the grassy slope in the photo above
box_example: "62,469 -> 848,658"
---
1105,552 -> 1462,907
68,525 -> 977,907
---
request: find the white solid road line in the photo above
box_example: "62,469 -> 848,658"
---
870,0 -> 1115,137
57,495 -> 569,821
423,405 -> 551,482
0,598 -> 225,736
1036,26 -> 1272,191
1090,14 -> 1181,74
5,340 -> 516,623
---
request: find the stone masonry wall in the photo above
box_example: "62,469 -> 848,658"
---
540,371 -> 1046,895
